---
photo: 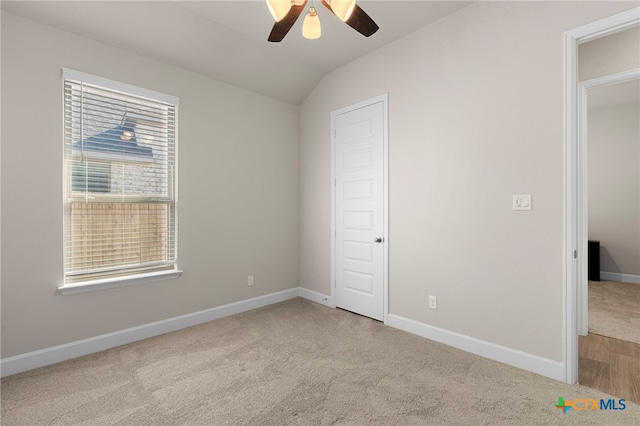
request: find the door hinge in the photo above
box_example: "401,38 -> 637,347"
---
574,250 -> 577,259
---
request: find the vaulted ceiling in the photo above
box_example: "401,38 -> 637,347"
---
2,1 -> 474,104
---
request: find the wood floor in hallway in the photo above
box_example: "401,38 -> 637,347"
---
579,333 -> 640,404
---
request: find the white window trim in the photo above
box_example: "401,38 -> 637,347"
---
60,68 -> 180,294
62,68 -> 179,106
58,269 -> 182,295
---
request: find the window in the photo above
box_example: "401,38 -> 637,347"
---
62,69 -> 179,290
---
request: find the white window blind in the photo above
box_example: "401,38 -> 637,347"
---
63,69 -> 178,285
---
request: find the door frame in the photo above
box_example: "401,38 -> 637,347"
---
331,94 -> 389,324
563,7 -> 639,384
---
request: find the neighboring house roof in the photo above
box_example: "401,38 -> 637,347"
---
74,125 -> 153,159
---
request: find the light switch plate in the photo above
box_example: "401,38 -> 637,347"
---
513,194 -> 532,211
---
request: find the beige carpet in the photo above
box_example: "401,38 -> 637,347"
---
2,298 -> 639,425
588,281 -> 640,345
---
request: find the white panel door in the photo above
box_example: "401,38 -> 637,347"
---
335,101 -> 385,321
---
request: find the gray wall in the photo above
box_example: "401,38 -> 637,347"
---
579,26 -> 640,81
1,12 -> 300,358
580,26 -> 640,279
299,1 -> 635,362
588,94 -> 640,276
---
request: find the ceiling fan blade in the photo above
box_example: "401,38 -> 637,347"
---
321,0 -> 379,37
345,4 -> 379,37
321,0 -> 334,15
268,0 -> 308,42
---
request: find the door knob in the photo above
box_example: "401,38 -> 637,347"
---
374,237 -> 383,243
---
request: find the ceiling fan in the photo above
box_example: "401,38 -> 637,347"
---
266,0 -> 379,42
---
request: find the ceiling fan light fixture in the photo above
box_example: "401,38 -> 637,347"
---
266,0 -> 292,22
330,0 -> 356,22
302,7 -> 321,39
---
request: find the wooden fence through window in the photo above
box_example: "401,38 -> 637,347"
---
68,202 -> 169,273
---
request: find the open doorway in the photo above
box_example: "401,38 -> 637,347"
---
563,7 -> 639,392
584,77 -> 640,342
577,74 -> 640,403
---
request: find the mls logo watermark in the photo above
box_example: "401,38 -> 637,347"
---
555,397 -> 626,414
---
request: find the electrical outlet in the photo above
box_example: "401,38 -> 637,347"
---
248,275 -> 254,287
428,295 -> 437,310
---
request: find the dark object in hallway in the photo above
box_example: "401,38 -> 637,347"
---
588,240 -> 600,281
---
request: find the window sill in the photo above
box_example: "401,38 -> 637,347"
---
58,269 -> 182,295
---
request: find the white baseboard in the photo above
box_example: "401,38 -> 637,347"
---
600,271 -> 640,285
387,314 -> 565,382
298,287 -> 335,308
0,288 -> 300,378
4,289 -> 561,383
